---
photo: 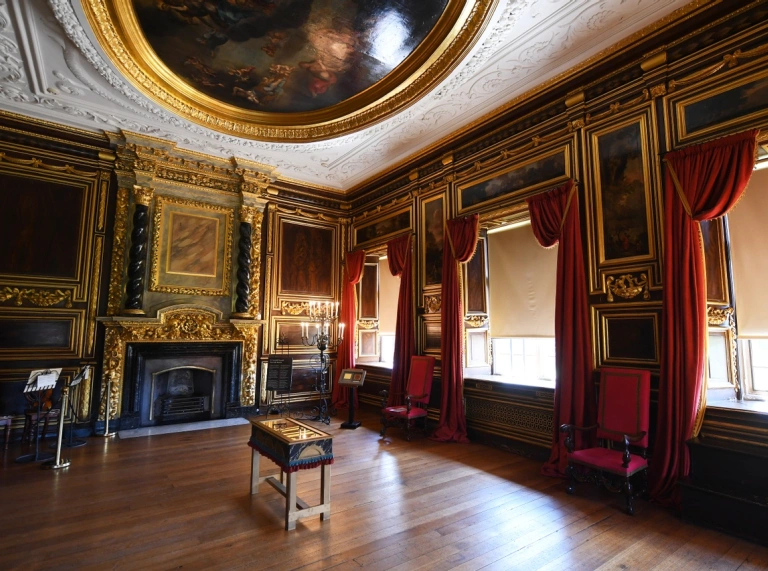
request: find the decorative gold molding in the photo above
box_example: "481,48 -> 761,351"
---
586,91 -> 651,125
107,187 -> 130,316
97,178 -> 109,232
133,185 -> 154,206
606,274 -> 650,302
353,193 -> 413,223
276,205 -> 341,222
99,307 -> 262,417
357,320 -> 379,330
565,91 -> 585,108
148,195 -> 234,297
0,286 -> 73,308
641,51 -> 667,72
281,301 -> 309,316
249,210 -> 264,319
670,42 -> 768,92
465,315 -> 488,328
424,294 -> 442,314
649,83 -> 667,99
239,205 -> 257,225
82,0 -> 492,141
0,152 -> 98,178
86,236 -> 103,356
708,306 -> 734,326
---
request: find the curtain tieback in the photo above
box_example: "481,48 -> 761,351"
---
560,185 -> 577,231
664,159 -> 693,217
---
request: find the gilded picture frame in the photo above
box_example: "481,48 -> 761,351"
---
354,207 -> 412,248
592,303 -> 661,368
700,218 -> 731,306
149,196 -> 234,296
670,66 -> 768,147
420,193 -> 445,290
276,217 -> 337,299
457,144 -> 571,215
584,108 -> 662,294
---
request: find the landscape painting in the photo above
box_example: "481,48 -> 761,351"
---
355,209 -> 411,247
134,0 -> 448,113
594,120 -> 652,263
150,196 -> 233,296
460,149 -> 568,211
279,221 -> 335,296
683,74 -> 768,135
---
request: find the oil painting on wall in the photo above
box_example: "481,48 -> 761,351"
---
422,195 -> 444,288
355,208 -> 411,247
135,0 -> 448,113
593,120 -> 652,263
682,73 -> 768,135
150,196 -> 233,296
701,218 -> 729,305
279,221 -> 334,296
459,148 -> 568,212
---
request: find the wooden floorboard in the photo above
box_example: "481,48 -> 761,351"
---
0,410 -> 765,571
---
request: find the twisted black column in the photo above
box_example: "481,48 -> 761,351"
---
124,203 -> 149,314
233,219 -> 253,316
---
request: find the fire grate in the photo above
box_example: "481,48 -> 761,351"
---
160,395 -> 210,419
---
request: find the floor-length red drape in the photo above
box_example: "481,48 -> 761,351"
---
650,129 -> 758,503
526,180 -> 594,477
332,250 -> 366,408
387,234 -> 415,407
432,214 -> 479,443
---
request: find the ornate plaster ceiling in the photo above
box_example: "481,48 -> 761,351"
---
0,0 -> 696,193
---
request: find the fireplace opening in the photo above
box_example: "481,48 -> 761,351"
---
120,342 -> 243,430
151,366 -> 216,423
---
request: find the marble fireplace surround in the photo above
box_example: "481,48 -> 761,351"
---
98,306 -> 262,430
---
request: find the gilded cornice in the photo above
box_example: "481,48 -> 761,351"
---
81,0 -> 494,142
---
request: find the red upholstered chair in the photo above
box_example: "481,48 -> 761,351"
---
560,368 -> 651,515
380,356 -> 435,441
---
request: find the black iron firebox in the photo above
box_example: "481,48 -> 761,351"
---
119,342 -> 243,429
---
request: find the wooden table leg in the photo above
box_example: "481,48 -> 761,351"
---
320,463 -> 331,521
285,471 -> 297,531
250,449 -> 260,495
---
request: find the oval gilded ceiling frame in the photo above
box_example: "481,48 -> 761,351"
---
82,0 -> 496,142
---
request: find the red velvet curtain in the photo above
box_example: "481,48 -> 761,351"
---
432,214 -> 479,443
650,129 -> 758,502
526,180 -> 594,477
387,234 -> 415,407
331,250 -> 366,408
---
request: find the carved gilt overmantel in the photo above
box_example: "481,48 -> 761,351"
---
105,131 -> 270,319
97,306 -> 263,420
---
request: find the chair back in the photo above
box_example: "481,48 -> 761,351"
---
405,356 -> 435,406
597,368 -> 650,448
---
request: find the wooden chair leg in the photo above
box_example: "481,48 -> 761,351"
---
625,478 -> 635,516
565,462 -> 576,495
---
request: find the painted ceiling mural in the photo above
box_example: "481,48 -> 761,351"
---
136,0 -> 449,113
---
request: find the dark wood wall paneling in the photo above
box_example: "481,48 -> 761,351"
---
0,120 -> 114,435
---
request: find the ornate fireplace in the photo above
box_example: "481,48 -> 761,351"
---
98,306 -> 262,430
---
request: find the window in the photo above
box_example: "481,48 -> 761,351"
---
491,337 -> 556,386
739,339 -> 768,397
486,220 -> 558,387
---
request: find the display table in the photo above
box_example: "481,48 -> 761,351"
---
248,418 -> 333,530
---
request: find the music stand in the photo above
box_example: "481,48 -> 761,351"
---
15,368 -> 61,464
338,369 -> 366,429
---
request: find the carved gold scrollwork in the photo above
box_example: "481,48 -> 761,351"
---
357,320 -> 378,330
670,43 -> 768,91
0,152 -> 98,177
99,307 -> 261,418
606,274 -> 650,302
133,185 -> 154,206
425,295 -> 442,313
281,301 -> 309,315
707,306 -> 734,326
465,315 -> 488,328
0,286 -> 73,307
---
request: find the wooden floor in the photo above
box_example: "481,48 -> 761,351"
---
1,411 -> 767,571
